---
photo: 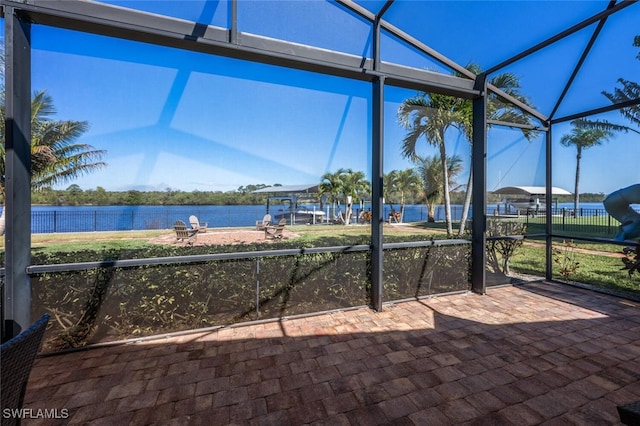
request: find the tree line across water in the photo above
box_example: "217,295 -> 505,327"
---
30,182 -> 434,207
28,183 -> 606,207
31,185 -> 270,206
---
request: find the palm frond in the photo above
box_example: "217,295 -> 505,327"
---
574,118 -> 639,135
0,90 -> 106,195
602,79 -> 640,128
30,90 -> 56,124
400,128 -> 426,160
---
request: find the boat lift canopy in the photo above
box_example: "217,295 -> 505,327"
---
492,186 -> 572,197
492,186 -> 572,215
253,184 -> 324,223
252,184 -> 319,194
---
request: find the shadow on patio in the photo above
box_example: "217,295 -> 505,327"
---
21,281 -> 640,425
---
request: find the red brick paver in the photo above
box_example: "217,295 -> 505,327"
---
20,281 -> 640,425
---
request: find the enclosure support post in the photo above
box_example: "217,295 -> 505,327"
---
371,75 -> 385,311
3,8 -> 32,341
545,125 -> 553,280
229,0 -> 237,44
471,74 -> 487,295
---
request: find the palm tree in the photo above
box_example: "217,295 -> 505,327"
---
398,64 -> 537,236
559,108 -> 637,214
556,36 -> 640,215
417,156 -> 442,222
457,66 -> 537,236
560,119 -> 614,212
382,171 -> 395,204
319,169 -> 370,224
417,155 -> 463,222
398,93 -> 469,235
319,169 -> 346,220
386,168 -> 421,222
340,169 -> 370,225
0,90 -> 107,234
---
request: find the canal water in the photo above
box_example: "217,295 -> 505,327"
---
25,202 -> 611,233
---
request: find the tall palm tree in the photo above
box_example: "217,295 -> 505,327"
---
417,155 -> 463,222
398,64 -> 537,236
386,168 -> 421,222
0,90 -> 107,234
456,66 -> 537,236
560,119 -> 614,212
557,36 -> 639,216
398,93 -> 469,235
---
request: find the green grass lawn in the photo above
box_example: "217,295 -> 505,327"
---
510,240 -> 639,294
491,216 -> 639,293
0,223 -> 447,254
18,230 -> 165,255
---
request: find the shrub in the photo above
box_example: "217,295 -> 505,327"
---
29,234 -> 470,350
486,219 -> 526,275
553,240 -> 580,280
621,246 -> 640,277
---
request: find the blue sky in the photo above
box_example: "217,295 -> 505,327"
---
7,1 -> 640,194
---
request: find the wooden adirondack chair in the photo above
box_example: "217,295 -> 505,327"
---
256,214 -> 272,230
174,220 -> 198,245
189,215 -> 208,233
264,218 -> 286,239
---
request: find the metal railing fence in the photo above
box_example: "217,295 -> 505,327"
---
27,205 -> 637,234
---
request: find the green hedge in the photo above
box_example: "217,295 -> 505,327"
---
25,237 -> 470,351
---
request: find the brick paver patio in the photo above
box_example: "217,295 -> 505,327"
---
20,281 -> 640,425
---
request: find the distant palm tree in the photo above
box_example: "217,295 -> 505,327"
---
560,119 -> 615,212
386,168 -> 421,222
417,156 -> 442,222
558,36 -> 640,214
417,154 -> 463,222
0,90 -> 106,234
319,168 -> 370,224
319,168 -> 346,220
340,169 -> 370,225
382,171 -> 395,205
